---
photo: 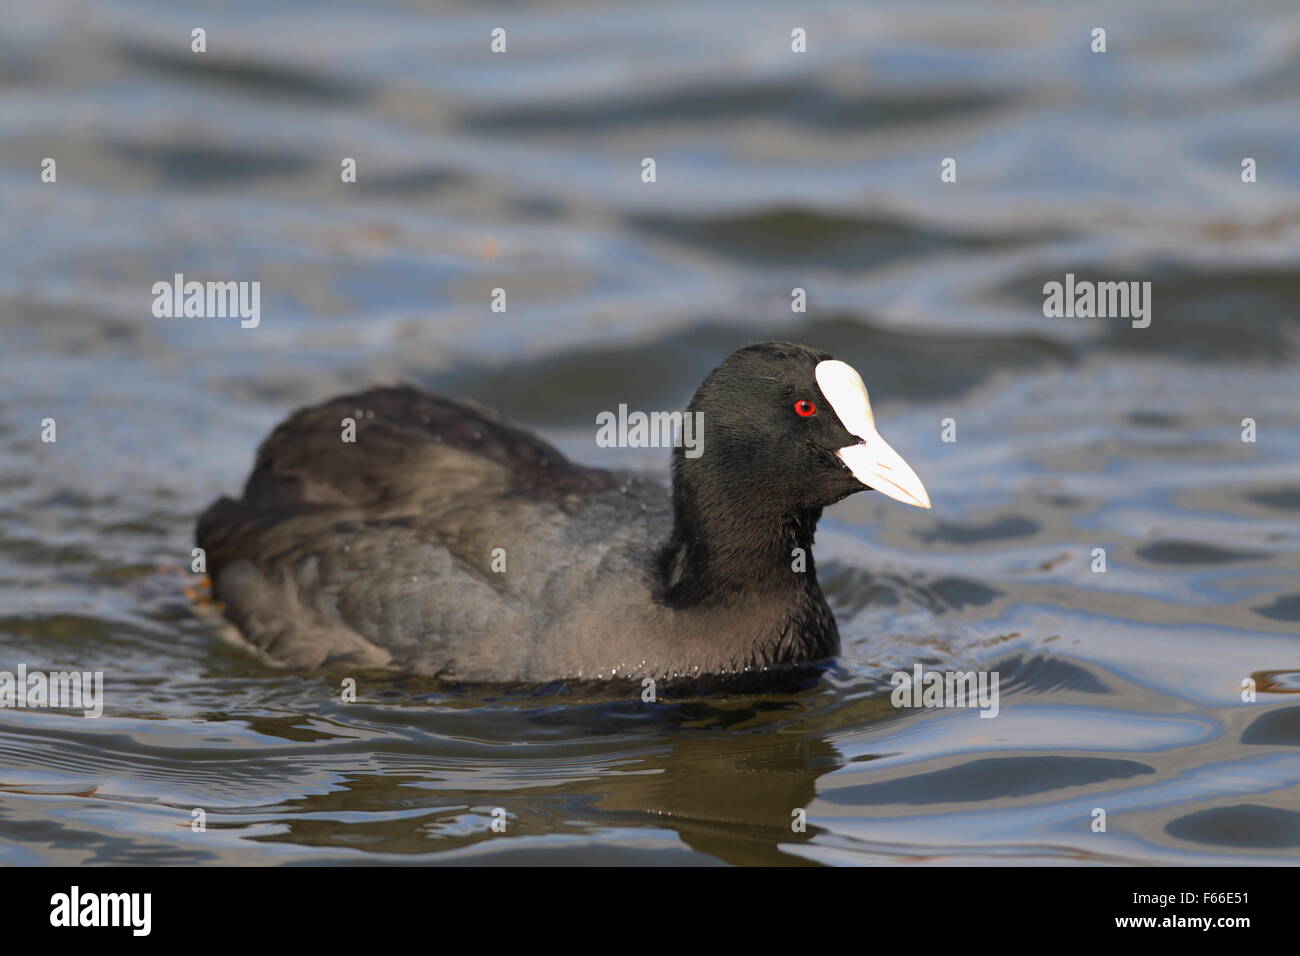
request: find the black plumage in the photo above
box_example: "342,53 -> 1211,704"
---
197,342 -> 926,683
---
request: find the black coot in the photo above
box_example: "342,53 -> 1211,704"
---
196,342 -> 930,682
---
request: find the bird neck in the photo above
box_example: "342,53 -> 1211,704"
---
655,476 -> 825,609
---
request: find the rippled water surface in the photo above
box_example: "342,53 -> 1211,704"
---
3,0 -> 1300,865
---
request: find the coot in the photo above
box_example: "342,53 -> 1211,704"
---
196,342 -> 930,682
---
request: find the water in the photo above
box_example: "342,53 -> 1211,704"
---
2,0 -> 1299,865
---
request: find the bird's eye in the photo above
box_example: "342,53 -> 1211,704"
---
794,399 -> 817,417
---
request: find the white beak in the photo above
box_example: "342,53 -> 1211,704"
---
815,360 -> 932,510
834,438 -> 932,509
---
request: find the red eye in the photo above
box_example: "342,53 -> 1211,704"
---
794,399 -> 816,417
